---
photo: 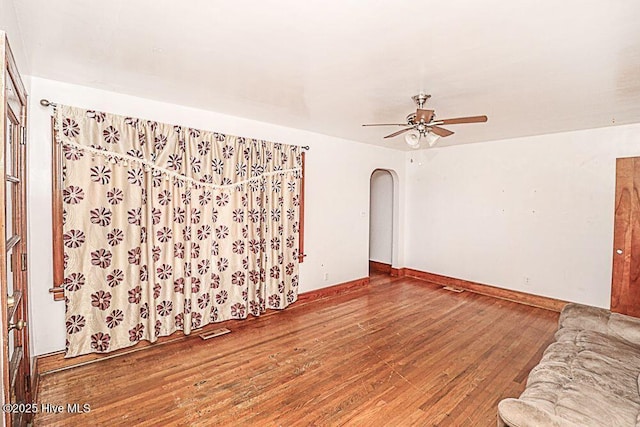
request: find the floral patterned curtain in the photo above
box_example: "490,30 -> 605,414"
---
57,105 -> 302,357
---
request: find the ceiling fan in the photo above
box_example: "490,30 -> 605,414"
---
362,94 -> 488,148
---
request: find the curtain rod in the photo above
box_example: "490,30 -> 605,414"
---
40,98 -> 309,151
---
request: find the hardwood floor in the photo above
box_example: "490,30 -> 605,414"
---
34,273 -> 559,426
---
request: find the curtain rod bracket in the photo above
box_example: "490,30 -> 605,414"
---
301,146 -> 309,151
40,99 -> 57,108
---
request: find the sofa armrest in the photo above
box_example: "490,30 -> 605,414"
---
558,303 -> 611,333
498,398 -> 579,427
560,303 -> 640,347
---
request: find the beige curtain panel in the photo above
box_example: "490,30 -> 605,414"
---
57,105 -> 302,357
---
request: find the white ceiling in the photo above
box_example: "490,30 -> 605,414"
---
12,0 -> 640,150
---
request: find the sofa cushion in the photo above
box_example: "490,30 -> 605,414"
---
552,383 -> 640,426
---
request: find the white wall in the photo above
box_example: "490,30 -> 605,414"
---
0,0 -> 28,75
404,123 -> 640,308
369,170 -> 393,264
26,76 -> 406,356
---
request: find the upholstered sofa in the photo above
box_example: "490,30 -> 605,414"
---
498,303 -> 640,427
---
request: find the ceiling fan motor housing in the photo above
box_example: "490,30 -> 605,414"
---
412,93 -> 431,109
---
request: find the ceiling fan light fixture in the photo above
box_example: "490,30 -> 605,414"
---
405,131 -> 421,148
424,131 -> 440,147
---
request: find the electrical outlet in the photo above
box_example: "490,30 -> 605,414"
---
323,272 -> 329,281
524,276 -> 531,286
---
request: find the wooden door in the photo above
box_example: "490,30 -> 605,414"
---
0,32 -> 32,426
611,157 -> 640,317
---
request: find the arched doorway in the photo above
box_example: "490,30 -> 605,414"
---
369,169 -> 395,275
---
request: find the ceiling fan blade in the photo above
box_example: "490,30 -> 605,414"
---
362,123 -> 410,127
384,127 -> 414,139
415,109 -> 434,123
438,115 -> 488,125
430,126 -> 455,137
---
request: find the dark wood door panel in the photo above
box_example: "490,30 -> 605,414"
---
612,157 -> 640,317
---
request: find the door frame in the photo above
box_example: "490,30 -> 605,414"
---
1,31 -> 32,426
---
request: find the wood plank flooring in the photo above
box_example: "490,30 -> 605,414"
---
34,273 -> 559,426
